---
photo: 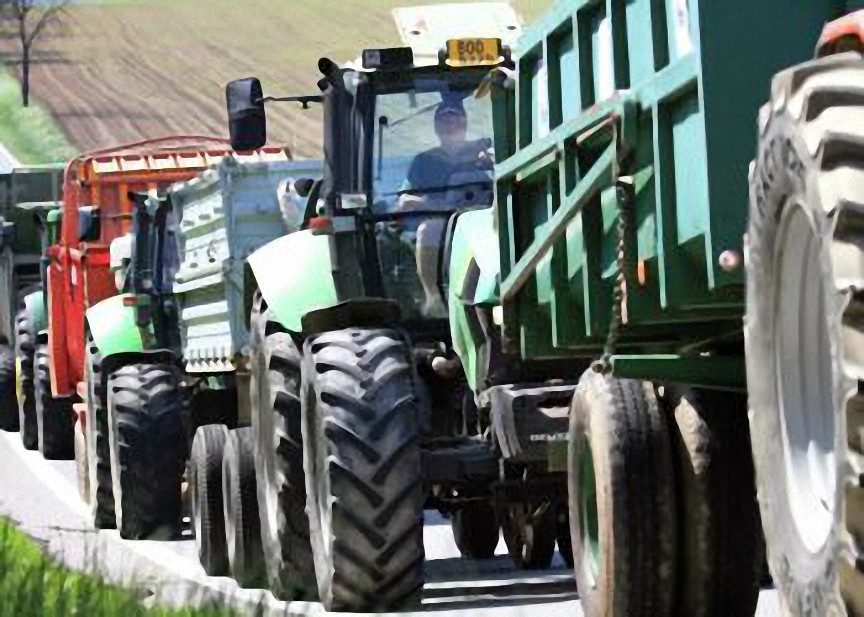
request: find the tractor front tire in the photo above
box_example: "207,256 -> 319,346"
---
302,328 -> 425,612
107,363 -> 185,540
452,501 -> 500,560
84,335 -> 115,529
0,342 -> 18,431
249,292 -> 316,599
35,345 -> 75,460
223,426 -> 266,588
15,307 -> 37,449
568,370 -> 677,617
190,423 -> 229,576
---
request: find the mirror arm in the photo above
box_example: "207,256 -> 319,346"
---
259,95 -> 324,109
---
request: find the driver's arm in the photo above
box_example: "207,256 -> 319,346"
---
397,191 -> 425,211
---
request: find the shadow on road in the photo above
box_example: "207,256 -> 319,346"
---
421,555 -> 577,612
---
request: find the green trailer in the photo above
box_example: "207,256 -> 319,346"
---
456,0 -> 864,615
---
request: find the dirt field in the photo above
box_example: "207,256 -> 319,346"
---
0,0 -> 547,159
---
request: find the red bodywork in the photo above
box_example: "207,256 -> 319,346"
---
817,10 -> 864,57
47,136 -> 291,397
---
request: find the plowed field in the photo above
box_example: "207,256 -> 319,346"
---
0,0 -> 546,159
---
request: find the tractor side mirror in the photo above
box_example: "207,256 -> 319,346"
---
226,77 -> 267,151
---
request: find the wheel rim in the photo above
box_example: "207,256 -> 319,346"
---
578,439 -> 600,584
775,202 -> 836,553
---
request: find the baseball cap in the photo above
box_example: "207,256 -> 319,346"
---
435,98 -> 466,123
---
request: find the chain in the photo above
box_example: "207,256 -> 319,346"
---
592,119 -> 633,374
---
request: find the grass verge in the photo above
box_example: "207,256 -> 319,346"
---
0,518 -> 233,617
0,71 -> 76,165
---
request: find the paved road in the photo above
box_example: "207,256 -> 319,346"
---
0,431 -> 782,616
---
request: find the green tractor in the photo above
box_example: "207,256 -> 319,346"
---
225,38 -> 577,611
12,202 -> 74,459
77,147 -> 302,552
79,149 -> 313,588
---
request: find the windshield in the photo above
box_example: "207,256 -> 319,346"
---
367,72 -> 495,322
371,76 -> 494,215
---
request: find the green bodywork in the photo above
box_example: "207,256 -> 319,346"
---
0,167 -> 63,341
16,203 -> 60,339
45,209 -> 61,245
85,294 -> 152,358
491,0 -> 861,387
448,207 -> 500,392
247,230 -> 338,334
21,290 -> 46,334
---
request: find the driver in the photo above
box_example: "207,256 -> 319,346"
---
398,98 -> 491,209
396,98 -> 491,317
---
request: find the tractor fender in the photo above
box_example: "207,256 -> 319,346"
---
447,207 -> 500,307
447,207 -> 500,392
21,289 -> 47,341
247,230 -> 338,333
85,294 -> 153,359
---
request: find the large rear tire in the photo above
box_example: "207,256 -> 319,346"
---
661,387 -> 763,617
107,363 -> 186,540
84,335 -> 115,529
35,345 -> 75,460
223,426 -> 266,588
15,307 -> 37,448
0,343 -> 18,431
746,53 -> 864,616
248,292 -> 316,599
189,423 -> 229,576
568,370 -> 677,617
302,328 -> 425,612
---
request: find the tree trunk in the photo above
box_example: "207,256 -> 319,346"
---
21,44 -> 30,108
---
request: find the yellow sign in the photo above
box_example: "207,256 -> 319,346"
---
447,38 -> 502,67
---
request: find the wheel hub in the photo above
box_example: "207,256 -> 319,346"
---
774,202 -> 837,554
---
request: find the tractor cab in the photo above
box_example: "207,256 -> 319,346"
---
226,38 -> 512,329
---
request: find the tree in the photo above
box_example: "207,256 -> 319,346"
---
3,0 -> 69,107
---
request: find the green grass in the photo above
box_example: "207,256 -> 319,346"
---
0,71 -> 75,166
0,519 -> 234,617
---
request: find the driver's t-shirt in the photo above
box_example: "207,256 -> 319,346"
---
401,140 -> 491,195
